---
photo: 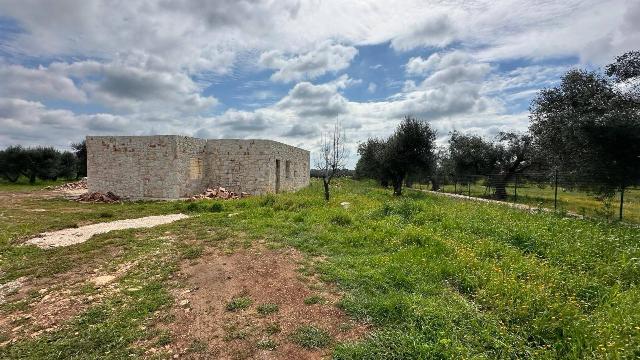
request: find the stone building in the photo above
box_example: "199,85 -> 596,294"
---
86,135 -> 310,199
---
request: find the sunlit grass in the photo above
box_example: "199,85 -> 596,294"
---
1,178 -> 638,358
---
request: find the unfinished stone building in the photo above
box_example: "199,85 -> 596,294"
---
86,136 -> 310,199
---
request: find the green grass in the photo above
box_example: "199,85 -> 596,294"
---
0,177 -> 71,192
290,325 -> 332,349
1,178 -> 639,358
225,296 -> 253,312
426,181 -> 640,224
256,338 -> 277,350
257,303 -> 279,316
303,294 -> 325,305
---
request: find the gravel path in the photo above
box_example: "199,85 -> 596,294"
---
26,214 -> 189,249
423,190 -> 585,218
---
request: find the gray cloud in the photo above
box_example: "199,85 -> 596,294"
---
0,64 -> 86,102
391,13 -> 458,51
283,123 -> 318,138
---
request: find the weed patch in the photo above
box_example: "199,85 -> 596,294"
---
257,303 -> 279,316
225,296 -> 252,312
290,325 -> 332,349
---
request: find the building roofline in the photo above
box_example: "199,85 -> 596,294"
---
85,135 -> 310,152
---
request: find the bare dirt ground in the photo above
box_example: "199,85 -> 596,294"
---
0,259 -> 136,347
151,246 -> 368,359
25,213 -> 189,248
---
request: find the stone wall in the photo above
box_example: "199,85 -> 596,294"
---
87,136 -> 310,199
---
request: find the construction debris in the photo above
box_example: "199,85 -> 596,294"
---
190,187 -> 250,200
45,178 -> 88,191
76,191 -> 121,203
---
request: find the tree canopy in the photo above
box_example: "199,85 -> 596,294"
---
0,145 -> 80,183
355,116 -> 436,196
529,51 -> 640,194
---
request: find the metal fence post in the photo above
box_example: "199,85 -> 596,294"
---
468,178 -> 471,197
554,169 -> 558,210
514,174 -> 518,203
454,178 -> 457,194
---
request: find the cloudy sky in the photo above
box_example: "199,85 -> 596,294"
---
1,0 -> 638,166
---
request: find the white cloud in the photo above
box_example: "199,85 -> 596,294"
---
0,64 -> 86,102
1,0 -> 639,165
4,60 -> 219,114
406,51 -> 474,76
259,41 -> 358,82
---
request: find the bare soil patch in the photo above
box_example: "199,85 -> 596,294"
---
155,246 -> 368,359
0,259 -> 136,346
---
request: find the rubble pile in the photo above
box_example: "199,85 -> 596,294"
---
190,187 -> 249,200
45,178 -> 88,191
76,191 -> 121,203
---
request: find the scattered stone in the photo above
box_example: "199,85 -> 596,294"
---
179,299 -> 190,307
190,187 -> 250,200
0,277 -> 27,305
45,178 -> 88,191
90,275 -> 116,287
76,191 -> 121,203
340,201 -> 351,209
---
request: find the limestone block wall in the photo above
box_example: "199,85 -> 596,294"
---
87,136 -> 309,199
204,139 -> 310,195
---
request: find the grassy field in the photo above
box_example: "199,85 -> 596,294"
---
423,182 -> 640,224
1,179 -> 639,358
0,177 -> 71,193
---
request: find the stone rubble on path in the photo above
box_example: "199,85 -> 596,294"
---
189,186 -> 250,200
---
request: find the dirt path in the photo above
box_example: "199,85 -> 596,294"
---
25,214 -> 189,248
424,190 -> 584,218
154,246 -> 368,359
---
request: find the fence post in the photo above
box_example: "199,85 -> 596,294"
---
468,178 -> 471,197
554,169 -> 558,210
514,174 -> 518,203
454,178 -> 457,194
620,186 -> 625,221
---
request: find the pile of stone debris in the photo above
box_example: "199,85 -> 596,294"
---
45,178 -> 88,191
76,191 -> 121,203
190,187 -> 249,200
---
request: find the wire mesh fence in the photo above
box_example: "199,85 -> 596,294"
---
416,171 -> 639,223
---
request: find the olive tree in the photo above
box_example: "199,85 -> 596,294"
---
529,51 -> 640,217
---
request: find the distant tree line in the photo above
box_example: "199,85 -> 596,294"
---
356,50 -> 640,200
0,140 -> 87,183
